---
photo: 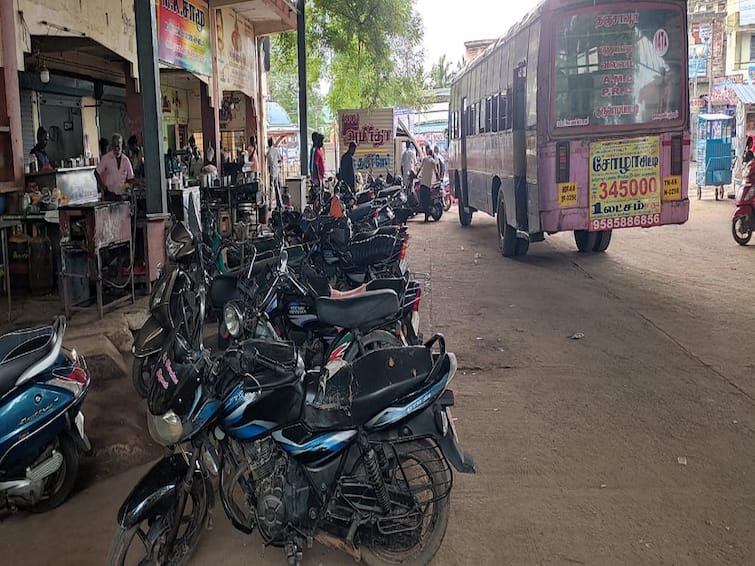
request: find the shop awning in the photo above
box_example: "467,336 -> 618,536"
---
730,84 -> 755,105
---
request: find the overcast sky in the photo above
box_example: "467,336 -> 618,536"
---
415,0 -> 541,66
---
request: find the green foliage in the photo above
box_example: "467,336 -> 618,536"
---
428,54 -> 466,89
269,32 -> 328,136
268,0 -> 427,128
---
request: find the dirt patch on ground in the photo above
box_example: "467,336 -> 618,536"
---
75,348 -> 162,488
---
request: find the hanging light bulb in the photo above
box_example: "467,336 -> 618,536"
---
40,65 -> 50,84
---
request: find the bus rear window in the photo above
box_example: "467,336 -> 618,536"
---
552,6 -> 684,132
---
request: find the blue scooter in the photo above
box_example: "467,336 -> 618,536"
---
0,316 -> 91,514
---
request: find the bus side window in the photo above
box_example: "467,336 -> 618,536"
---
485,96 -> 493,132
492,95 -> 499,133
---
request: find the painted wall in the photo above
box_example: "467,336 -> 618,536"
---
16,0 -> 138,76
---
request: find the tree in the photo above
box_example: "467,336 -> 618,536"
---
268,32 -> 329,136
429,54 -> 452,88
310,0 -> 426,110
428,55 -> 466,89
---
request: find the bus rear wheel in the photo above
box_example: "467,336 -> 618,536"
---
574,230 -> 598,253
497,198 -> 518,257
593,230 -> 612,252
458,203 -> 473,226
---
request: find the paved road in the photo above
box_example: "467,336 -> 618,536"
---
2,195 -> 754,565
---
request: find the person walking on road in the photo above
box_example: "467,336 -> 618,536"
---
339,142 -> 357,192
419,145 -> 437,222
266,137 -> 281,196
401,140 -> 417,181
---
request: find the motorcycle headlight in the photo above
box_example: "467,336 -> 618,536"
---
147,410 -> 184,446
224,303 -> 244,338
151,278 -> 167,309
166,236 -> 182,262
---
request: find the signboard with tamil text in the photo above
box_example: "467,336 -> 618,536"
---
589,136 -> 662,231
215,7 -> 258,99
158,0 -> 211,76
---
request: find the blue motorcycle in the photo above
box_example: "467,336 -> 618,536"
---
0,316 -> 91,514
108,301 -> 474,565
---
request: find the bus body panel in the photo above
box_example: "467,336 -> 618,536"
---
449,0 -> 690,241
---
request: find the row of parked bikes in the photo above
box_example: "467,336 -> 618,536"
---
0,178 -> 474,566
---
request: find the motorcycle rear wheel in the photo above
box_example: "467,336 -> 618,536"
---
107,477 -> 208,566
360,440 -> 451,566
29,434 -> 80,513
429,202 -> 443,222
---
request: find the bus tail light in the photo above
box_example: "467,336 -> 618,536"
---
556,142 -> 570,183
670,135 -> 683,176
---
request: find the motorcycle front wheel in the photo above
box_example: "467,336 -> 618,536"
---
442,194 -> 452,212
107,476 -> 209,566
732,216 -> 753,245
360,439 -> 451,566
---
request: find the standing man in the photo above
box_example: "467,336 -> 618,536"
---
339,142 -> 357,192
419,145 -> 437,222
401,140 -> 417,181
95,133 -> 134,200
433,145 -> 446,181
266,137 -> 281,197
30,127 -> 53,171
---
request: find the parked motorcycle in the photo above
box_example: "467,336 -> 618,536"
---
132,221 -> 207,397
108,324 -> 474,565
732,181 -> 755,245
217,247 -> 422,368
0,316 -> 91,514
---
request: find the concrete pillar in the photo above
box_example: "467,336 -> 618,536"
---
209,8 -> 222,175
124,64 -> 143,142
200,82 -> 216,165
0,1 -> 25,190
134,0 -> 167,214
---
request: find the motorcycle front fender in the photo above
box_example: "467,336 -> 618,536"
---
732,205 -> 754,220
117,455 -> 189,529
133,316 -> 166,358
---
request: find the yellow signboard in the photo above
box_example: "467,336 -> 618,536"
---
558,182 -> 578,207
589,136 -> 662,231
662,176 -> 682,201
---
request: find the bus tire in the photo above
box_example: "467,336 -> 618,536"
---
497,198 -> 518,257
593,230 -> 612,252
574,230 -> 598,253
459,203 -> 473,226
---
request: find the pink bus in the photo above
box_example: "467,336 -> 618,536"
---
447,0 -> 689,256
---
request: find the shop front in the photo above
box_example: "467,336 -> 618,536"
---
0,0 -> 296,321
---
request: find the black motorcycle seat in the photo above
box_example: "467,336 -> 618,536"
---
347,203 -> 374,222
352,226 -> 401,241
348,234 -> 400,266
377,186 -> 401,199
304,346 -> 434,431
0,326 -> 56,397
315,289 -> 399,330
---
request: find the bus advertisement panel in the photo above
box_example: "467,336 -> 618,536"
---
553,5 -> 685,134
589,136 -> 662,231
